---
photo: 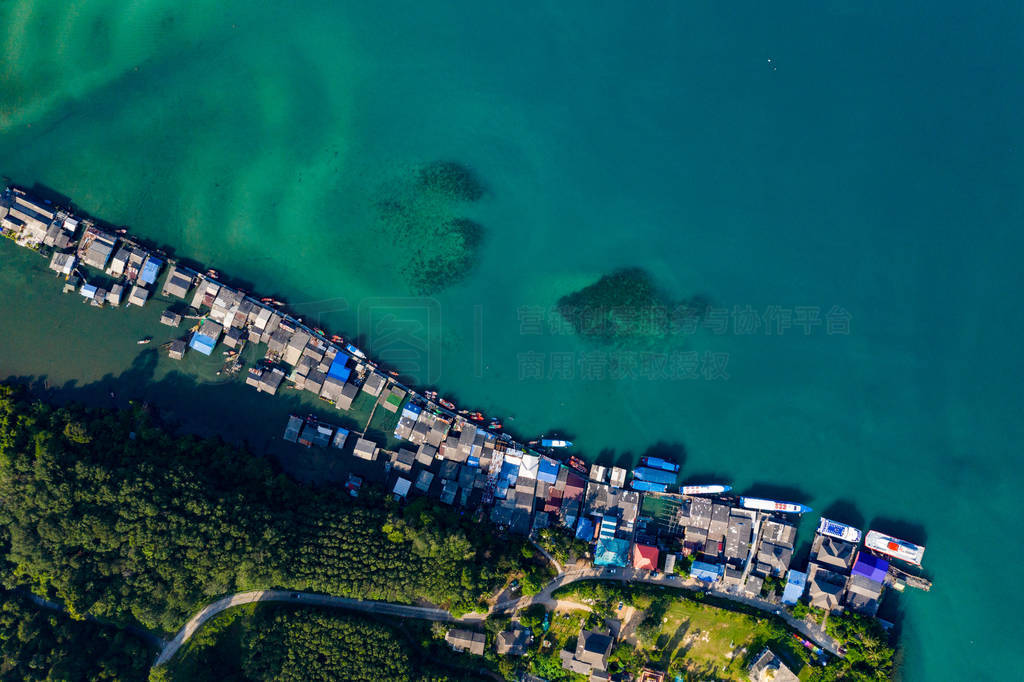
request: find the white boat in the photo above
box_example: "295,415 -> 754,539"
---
865,530 -> 925,565
681,484 -> 732,495
740,497 -> 812,514
817,517 -> 862,543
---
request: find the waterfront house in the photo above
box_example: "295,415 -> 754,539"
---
382,385 -> 406,413
807,564 -> 847,613
107,246 -> 130,277
331,427 -> 349,450
590,464 -> 607,483
167,339 -> 186,360
190,280 -> 220,309
495,625 -> 532,656
303,369 -> 326,395
106,284 -> 123,307
138,255 -> 163,286
757,543 -> 794,577
560,629 -> 612,680
48,252 -> 76,276
2,190 -> 55,246
335,382 -> 359,410
811,534 -> 857,573
707,503 -> 730,544
441,479 -> 458,505
266,328 -> 290,358
284,331 -> 310,365
749,648 -> 799,682
417,444 -> 438,464
390,449 -> 415,474
724,510 -> 754,564
761,519 -> 798,548
160,310 -> 182,328
415,469 -> 434,494
78,226 -> 118,270
246,368 -> 262,388
319,376 -> 346,402
781,569 -> 808,605
223,326 -> 243,348
258,368 -> 285,395
210,288 -> 245,328
161,265 -> 194,299
127,284 -> 150,307
353,438 -> 379,461
632,543 -> 659,571
445,629 -> 485,656
845,574 -> 884,616
608,466 -> 627,488
361,372 -> 385,397
393,477 -> 412,500
440,460 -> 459,481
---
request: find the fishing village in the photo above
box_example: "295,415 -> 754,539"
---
2,184 -> 931,681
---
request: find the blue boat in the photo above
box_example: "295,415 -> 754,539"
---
640,456 -> 680,473
633,466 -> 677,485
631,479 -> 669,493
540,438 -> 573,448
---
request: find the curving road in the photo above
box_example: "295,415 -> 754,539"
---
155,568 -> 842,667
153,589 -> 475,667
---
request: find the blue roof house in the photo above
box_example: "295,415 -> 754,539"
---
690,560 -> 724,583
594,537 -> 630,567
139,256 -> 163,285
782,569 -> 807,605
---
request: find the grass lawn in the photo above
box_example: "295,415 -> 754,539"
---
646,599 -> 809,681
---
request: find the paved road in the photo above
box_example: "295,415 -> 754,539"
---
155,568 -> 843,667
153,589 -> 470,667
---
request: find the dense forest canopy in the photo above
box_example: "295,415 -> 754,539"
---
0,384 -> 526,633
0,590 -> 151,681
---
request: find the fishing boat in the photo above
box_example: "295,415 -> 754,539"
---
740,497 -> 812,514
469,412 -> 485,422
680,484 -> 732,495
633,467 -> 677,485
865,530 -> 925,565
313,327 -> 326,336
640,456 -> 680,473
540,438 -> 573,448
345,343 -> 366,359
206,269 -> 219,279
817,517 -> 863,544
439,399 -> 455,410
330,334 -> 343,343
388,370 -> 400,377
567,456 -> 587,474
137,337 -> 152,345
631,479 -> 669,493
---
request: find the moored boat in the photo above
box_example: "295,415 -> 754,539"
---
740,497 -> 812,514
640,456 -> 680,473
818,517 -> 863,543
438,399 -> 455,410
567,455 -> 587,474
541,438 -> 573,448
680,484 -> 732,495
633,466 -> 677,485
137,337 -> 152,345
631,479 -> 669,493
865,530 -> 925,565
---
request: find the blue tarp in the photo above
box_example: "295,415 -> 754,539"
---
467,456 -> 480,467
852,553 -> 889,582
499,461 -> 519,486
575,517 -> 595,541
782,569 -> 807,605
327,355 -> 352,383
537,457 -> 559,484
80,284 -> 98,298
690,561 -> 724,582
331,427 -> 350,449
139,257 -> 163,285
189,333 -> 216,356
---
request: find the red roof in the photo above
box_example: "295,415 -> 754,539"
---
544,488 -> 563,514
563,473 -> 586,500
632,543 -> 659,571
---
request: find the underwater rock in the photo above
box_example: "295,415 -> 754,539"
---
416,161 -> 485,202
556,267 -> 709,343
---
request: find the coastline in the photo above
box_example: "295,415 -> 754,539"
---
2,184 -> 929,675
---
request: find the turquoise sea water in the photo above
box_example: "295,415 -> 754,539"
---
2,2 -> 1023,678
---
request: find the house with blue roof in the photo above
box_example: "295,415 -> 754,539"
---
781,569 -> 807,605
690,560 -> 724,583
138,256 -> 163,286
594,537 -> 630,567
